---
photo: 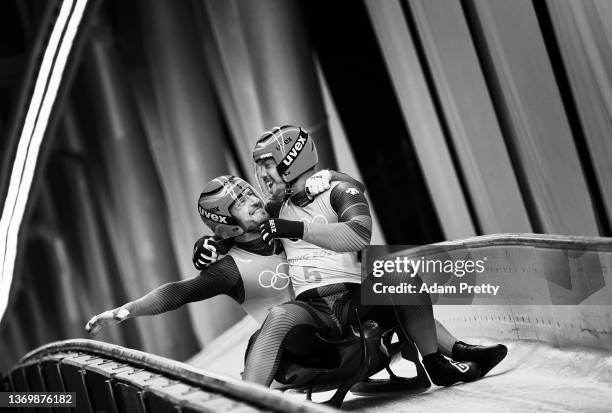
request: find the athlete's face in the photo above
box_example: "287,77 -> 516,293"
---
229,187 -> 269,231
255,158 -> 285,201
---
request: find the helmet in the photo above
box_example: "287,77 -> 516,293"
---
252,125 -> 318,183
197,176 -> 257,238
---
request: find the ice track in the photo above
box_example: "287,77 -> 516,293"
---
337,339 -> 612,412
191,319 -> 612,413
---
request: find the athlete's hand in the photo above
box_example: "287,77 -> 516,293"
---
193,236 -> 220,270
85,307 -> 130,336
305,169 -> 331,197
259,218 -> 304,244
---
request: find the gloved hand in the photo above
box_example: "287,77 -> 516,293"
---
192,235 -> 220,270
259,218 -> 304,244
305,169 -> 331,196
85,307 -> 130,336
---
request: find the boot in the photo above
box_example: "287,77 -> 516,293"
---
452,341 -> 508,378
422,350 -> 481,386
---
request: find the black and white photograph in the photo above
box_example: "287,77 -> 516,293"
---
0,0 -> 611,412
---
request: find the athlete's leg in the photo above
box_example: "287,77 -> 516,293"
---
243,301 -> 336,386
244,329 -> 261,365
362,271 -> 481,386
393,300 -> 437,355
361,300 -> 504,370
365,270 -> 438,355
356,301 -> 452,359
435,319 -> 456,356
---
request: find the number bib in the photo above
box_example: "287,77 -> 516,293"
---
280,182 -> 361,296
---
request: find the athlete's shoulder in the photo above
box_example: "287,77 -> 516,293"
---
198,254 -> 245,287
330,180 -> 364,197
225,245 -> 247,260
330,180 -> 368,215
199,254 -> 237,276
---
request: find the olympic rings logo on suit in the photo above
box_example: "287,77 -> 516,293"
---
258,262 -> 291,290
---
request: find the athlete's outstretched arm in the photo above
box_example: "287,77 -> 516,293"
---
259,181 -> 371,252
85,257 -> 244,335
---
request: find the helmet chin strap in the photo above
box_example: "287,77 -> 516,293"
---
283,181 -> 293,201
281,179 -> 312,206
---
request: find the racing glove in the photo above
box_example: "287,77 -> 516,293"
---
259,218 -> 304,244
305,169 -> 331,196
192,235 -> 220,270
85,307 -> 131,336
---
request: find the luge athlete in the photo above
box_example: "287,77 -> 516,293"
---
243,125 -> 506,388
85,170 -> 360,333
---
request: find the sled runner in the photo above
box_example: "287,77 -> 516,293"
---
272,309 -> 431,407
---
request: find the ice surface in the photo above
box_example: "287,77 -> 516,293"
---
191,329 -> 612,412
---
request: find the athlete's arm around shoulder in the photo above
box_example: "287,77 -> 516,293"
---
301,181 -> 372,252
329,170 -> 365,192
304,169 -> 366,196
85,256 -> 244,335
